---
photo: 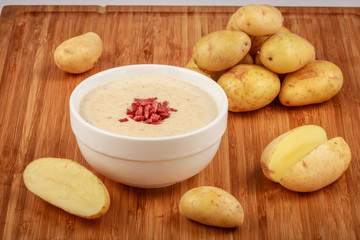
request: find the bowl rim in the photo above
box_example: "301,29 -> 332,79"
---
69,64 -> 228,142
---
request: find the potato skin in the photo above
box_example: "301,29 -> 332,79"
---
54,32 -> 103,74
237,53 -> 254,65
232,4 -> 283,37
217,64 -> 280,112
192,30 -> 251,72
249,26 -> 291,57
185,58 -> 225,81
280,137 -> 351,192
279,60 -> 344,106
259,32 -> 315,74
226,12 -> 238,30
179,186 -> 244,228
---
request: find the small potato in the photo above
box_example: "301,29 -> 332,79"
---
237,53 -> 254,65
23,157 -> 110,219
192,30 -> 251,72
261,125 -> 351,192
232,5 -> 283,37
279,60 -> 344,106
259,32 -> 315,74
217,64 -> 280,112
185,58 -> 225,81
179,186 -> 244,228
254,51 -> 263,66
54,32 -> 103,74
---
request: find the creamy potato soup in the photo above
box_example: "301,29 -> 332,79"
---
79,75 -> 218,138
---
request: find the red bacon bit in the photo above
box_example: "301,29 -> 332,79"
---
119,97 -> 177,125
118,118 -> 129,122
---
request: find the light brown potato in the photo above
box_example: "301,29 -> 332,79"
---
261,125 -> 328,182
23,157 -> 110,219
217,64 -> 280,112
279,60 -> 344,106
232,5 -> 283,37
261,125 -> 351,192
185,58 -> 225,81
54,32 -> 103,74
249,26 -> 291,56
237,53 -> 254,65
259,32 -> 315,74
254,51 -> 263,66
280,137 -> 351,192
226,12 -> 238,30
179,186 -> 244,228
192,30 -> 251,72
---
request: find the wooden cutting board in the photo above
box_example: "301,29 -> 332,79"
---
0,5 -> 359,240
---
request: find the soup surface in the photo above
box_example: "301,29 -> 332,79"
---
79,74 -> 218,138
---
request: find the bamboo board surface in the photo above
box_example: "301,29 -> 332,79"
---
0,5 -> 359,240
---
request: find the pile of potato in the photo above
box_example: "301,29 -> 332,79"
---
178,5 -> 351,228
186,4 -> 344,112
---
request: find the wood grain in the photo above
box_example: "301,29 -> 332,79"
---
0,5 -> 359,240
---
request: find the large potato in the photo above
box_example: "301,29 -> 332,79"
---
54,32 -> 103,74
231,4 -> 283,37
261,125 -> 351,192
217,64 -> 280,112
259,32 -> 315,74
192,30 -> 251,72
179,186 -> 244,228
23,157 -> 110,219
279,60 -> 344,106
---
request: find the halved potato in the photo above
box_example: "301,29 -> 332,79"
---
280,137 -> 351,192
23,157 -> 110,219
261,125 -> 351,192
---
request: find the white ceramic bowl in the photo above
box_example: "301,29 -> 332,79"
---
69,64 -> 228,188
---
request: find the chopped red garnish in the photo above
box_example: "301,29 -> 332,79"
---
119,97 -> 177,125
118,118 -> 129,122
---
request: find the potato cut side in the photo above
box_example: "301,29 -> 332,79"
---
280,137 -> 351,192
261,125 -> 328,182
23,158 -> 110,219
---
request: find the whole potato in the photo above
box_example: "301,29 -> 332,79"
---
279,60 -> 344,106
259,32 -> 315,74
179,186 -> 244,228
217,64 -> 280,112
232,4 -> 283,37
185,58 -> 225,81
192,30 -> 251,72
226,12 -> 238,30
54,32 -> 103,74
261,125 -> 351,192
249,26 -> 291,56
237,53 -> 254,65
